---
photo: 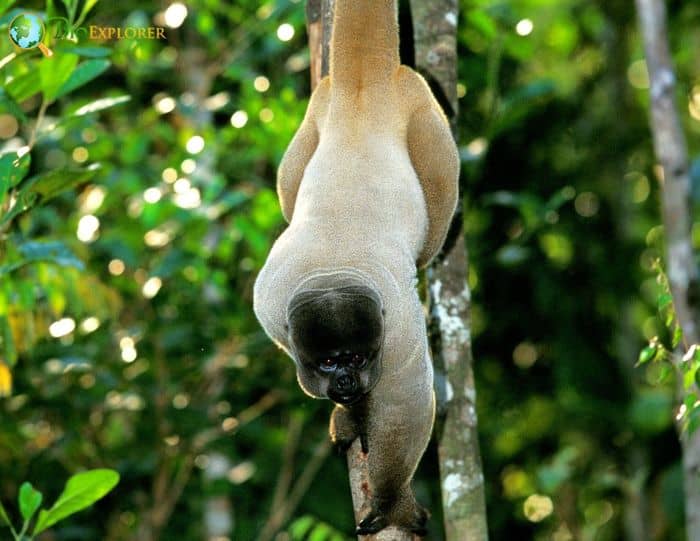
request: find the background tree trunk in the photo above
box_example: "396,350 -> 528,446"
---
635,1 -> 700,539
409,2 -> 489,540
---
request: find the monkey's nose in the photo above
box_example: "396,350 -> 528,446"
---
335,374 -> 357,393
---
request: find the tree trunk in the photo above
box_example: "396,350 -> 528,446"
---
635,1 -> 700,540
409,2 -> 489,540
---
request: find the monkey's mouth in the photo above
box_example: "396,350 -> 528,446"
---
328,389 -> 366,406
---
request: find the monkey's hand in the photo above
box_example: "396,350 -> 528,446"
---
356,490 -> 429,537
330,405 -> 368,455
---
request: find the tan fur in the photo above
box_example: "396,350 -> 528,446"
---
254,0 -> 458,534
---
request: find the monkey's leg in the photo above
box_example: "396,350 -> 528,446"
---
330,403 -> 368,455
356,387 -> 435,536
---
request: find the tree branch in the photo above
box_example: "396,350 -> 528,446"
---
409,1 -> 489,539
635,1 -> 700,539
305,3 -> 418,540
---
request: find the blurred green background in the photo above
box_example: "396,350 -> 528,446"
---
1,0 -> 699,539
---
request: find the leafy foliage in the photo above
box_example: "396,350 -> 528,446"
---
0,0 -> 699,540
0,469 -> 119,539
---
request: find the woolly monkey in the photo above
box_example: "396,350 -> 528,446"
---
253,0 -> 459,534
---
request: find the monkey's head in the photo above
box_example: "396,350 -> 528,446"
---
287,284 -> 384,405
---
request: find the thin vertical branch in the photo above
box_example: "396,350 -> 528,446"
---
305,3 -> 418,540
410,1 -> 489,540
635,1 -> 700,540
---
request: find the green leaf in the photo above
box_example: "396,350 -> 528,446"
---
18,482 -> 42,523
6,69 -> 42,103
0,150 -> 31,189
0,0 -> 17,17
638,345 -> 658,365
40,52 -> 79,102
0,500 -> 11,526
0,88 -> 27,122
466,9 -> 496,39
655,363 -> 673,385
33,469 -> 119,534
289,515 -> 316,539
74,0 -> 98,26
0,241 -> 85,276
658,293 -> 673,310
672,324 -> 683,349
55,45 -> 111,58
20,163 -> 100,203
69,95 -> 131,117
688,406 -> 700,435
0,315 -> 17,365
55,59 -> 110,99
0,7 -> 23,26
0,189 -> 38,229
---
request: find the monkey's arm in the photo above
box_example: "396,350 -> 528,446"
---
406,102 -> 460,268
277,77 -> 330,222
354,384 -> 434,536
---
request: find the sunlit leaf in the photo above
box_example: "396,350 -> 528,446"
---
658,293 -> 673,310
33,469 -> 120,534
74,0 -> 98,27
21,163 -> 100,203
672,324 -> 683,349
465,9 -> 496,39
289,515 -> 316,539
6,69 -> 41,103
69,95 -> 131,117
637,345 -> 658,365
18,482 -> 42,522
0,150 -> 31,189
0,189 -> 37,229
0,361 -> 12,396
40,52 -> 79,102
0,0 -> 17,17
55,59 -> 110,98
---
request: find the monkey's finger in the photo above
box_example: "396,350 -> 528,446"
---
360,433 -> 369,454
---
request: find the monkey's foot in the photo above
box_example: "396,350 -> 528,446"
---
330,405 -> 368,455
355,498 -> 428,536
331,431 -> 369,455
356,509 -> 388,535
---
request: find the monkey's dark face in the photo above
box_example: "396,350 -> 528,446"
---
287,285 -> 384,405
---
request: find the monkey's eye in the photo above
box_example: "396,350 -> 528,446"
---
349,354 -> 367,369
319,358 -> 336,371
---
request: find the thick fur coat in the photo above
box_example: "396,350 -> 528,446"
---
253,0 -> 459,534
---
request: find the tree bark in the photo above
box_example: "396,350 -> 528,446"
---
409,2 -> 489,540
635,1 -> 700,540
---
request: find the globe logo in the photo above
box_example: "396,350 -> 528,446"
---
9,13 -> 53,57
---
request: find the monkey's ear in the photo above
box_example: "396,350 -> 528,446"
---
277,77 -> 330,222
407,103 -> 460,268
